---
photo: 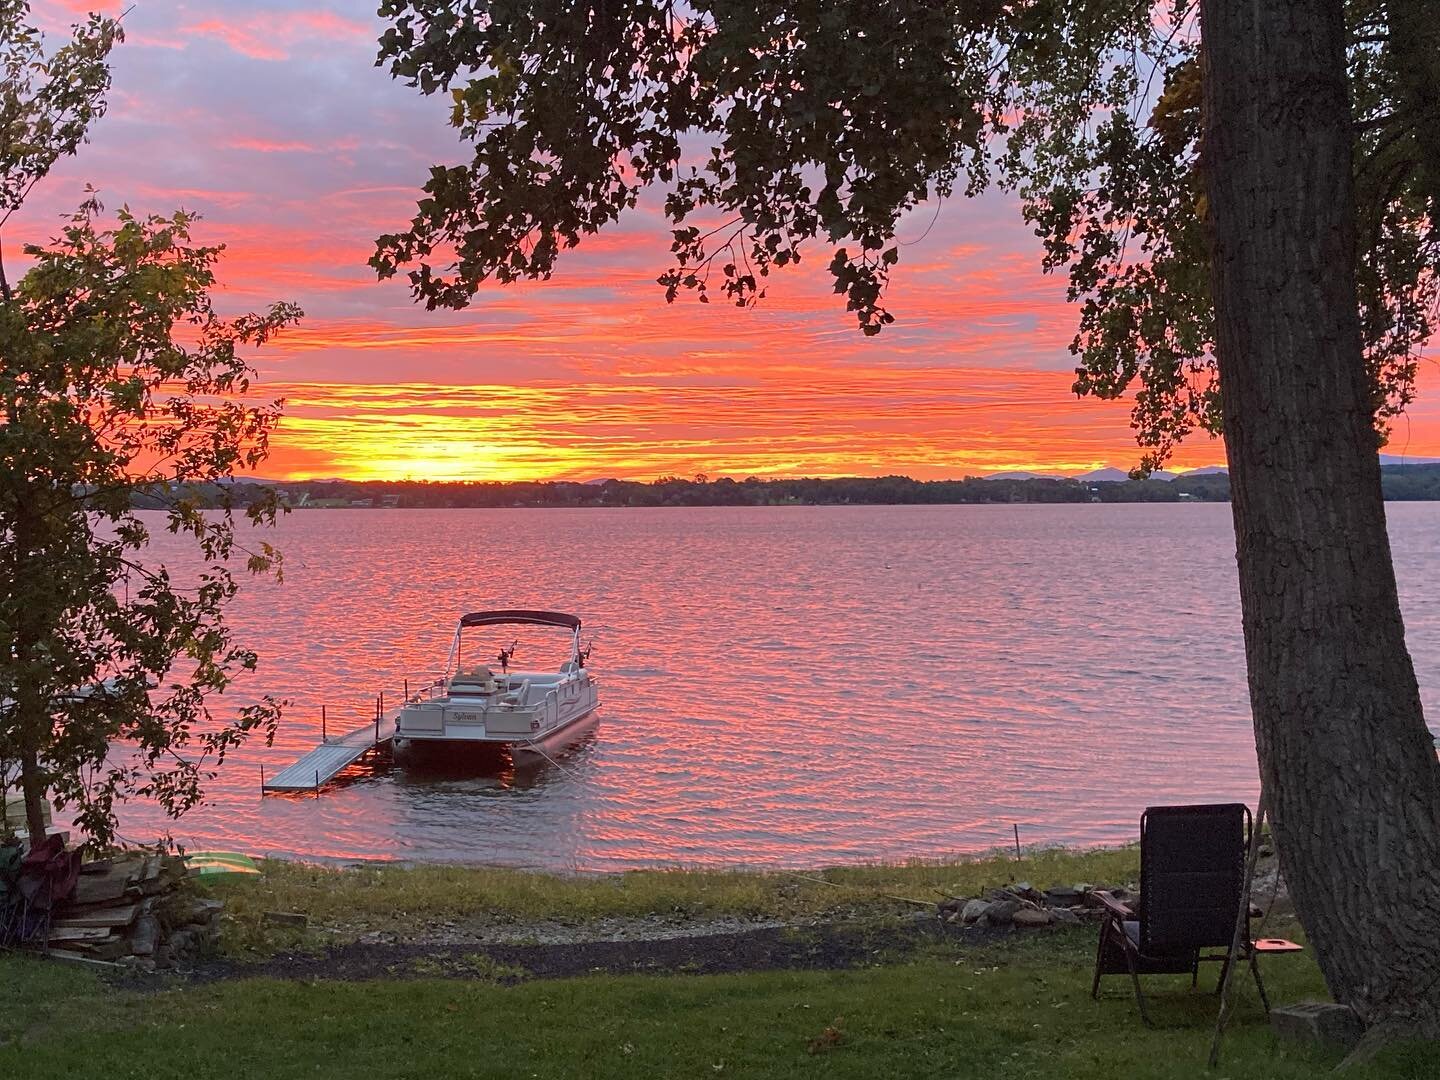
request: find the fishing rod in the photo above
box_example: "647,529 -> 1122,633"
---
497,637 -> 519,673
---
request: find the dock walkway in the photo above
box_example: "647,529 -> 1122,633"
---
262,719 -> 393,793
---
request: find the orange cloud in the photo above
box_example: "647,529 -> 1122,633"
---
251,374 -> 1237,482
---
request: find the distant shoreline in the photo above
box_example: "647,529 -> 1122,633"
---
138,462 -> 1440,510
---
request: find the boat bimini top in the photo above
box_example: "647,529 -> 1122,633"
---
442,610 -> 584,683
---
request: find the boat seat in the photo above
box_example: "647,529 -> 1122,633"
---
449,665 -> 496,695
501,671 -> 565,686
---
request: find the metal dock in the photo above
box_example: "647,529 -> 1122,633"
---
261,716 -> 394,794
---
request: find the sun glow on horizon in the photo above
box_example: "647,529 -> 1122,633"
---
253,375 -> 1247,483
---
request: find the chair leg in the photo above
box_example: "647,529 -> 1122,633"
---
1092,928 -> 1107,1000
1249,951 -> 1271,1014
1215,957 -> 1230,996
1123,949 -> 1155,1027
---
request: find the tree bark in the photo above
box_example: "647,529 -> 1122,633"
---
19,748 -> 46,843
1201,0 -> 1440,1029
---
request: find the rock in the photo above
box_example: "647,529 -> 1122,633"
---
1043,886 -> 1082,906
263,910 -> 309,928
187,898 -> 224,924
87,936 -> 133,961
1052,907 -> 1082,925
130,914 -> 160,956
153,944 -> 174,969
1011,907 -> 1053,928
1270,1002 -> 1363,1050
985,900 -> 1022,925
961,899 -> 991,924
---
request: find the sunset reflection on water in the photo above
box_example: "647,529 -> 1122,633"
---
109,504 -> 1440,870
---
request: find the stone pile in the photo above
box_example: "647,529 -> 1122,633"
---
936,881 -> 1133,929
46,853 -> 222,971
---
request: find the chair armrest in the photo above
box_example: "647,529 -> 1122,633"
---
1093,890 -> 1134,920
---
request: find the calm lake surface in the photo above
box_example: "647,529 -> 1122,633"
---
113,504 -> 1440,870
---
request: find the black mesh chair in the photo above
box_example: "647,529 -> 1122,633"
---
1091,803 -> 1270,1026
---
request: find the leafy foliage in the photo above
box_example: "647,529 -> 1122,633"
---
0,5 -> 302,845
0,200 -> 302,844
372,0 -> 1043,333
1008,2 -> 1439,470
375,0 -> 1438,467
0,0 -> 118,222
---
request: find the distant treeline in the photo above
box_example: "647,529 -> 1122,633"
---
132,463 -> 1440,511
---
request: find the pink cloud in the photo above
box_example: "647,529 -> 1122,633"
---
180,10 -> 373,61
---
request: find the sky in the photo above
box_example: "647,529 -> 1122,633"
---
18,1 -> 1440,481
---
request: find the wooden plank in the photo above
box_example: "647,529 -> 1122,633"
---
45,949 -> 122,970
52,902 -> 139,929
72,868 -> 133,905
46,925 -> 115,943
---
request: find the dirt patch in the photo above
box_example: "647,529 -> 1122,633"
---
180,915 -> 1008,985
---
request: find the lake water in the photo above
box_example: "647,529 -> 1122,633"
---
110,504 -> 1440,870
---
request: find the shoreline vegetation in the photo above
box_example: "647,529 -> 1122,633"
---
136,461 -> 1440,511
7,847 -> 1438,1077
205,846 -> 1145,952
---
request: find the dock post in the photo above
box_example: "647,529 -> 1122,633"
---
260,763 -> 265,792
322,705 -> 327,743
404,677 -> 409,702
315,769 -> 320,798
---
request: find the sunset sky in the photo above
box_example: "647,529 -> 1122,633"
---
21,1 -> 1440,481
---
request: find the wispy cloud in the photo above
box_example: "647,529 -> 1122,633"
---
179,9 -> 374,61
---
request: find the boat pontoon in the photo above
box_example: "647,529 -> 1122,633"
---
393,609 -> 598,765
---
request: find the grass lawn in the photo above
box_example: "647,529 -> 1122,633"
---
4,923 -> 1437,1079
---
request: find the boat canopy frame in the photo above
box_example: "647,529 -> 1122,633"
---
459,609 -> 581,630
443,610 -> 582,680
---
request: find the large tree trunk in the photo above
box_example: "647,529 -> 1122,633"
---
1201,0 -> 1440,1031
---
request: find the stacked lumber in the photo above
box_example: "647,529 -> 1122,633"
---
46,853 -> 222,971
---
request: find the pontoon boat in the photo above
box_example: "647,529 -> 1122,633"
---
393,609 -> 598,765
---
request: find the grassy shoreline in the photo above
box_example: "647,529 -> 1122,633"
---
206,846 -> 1143,949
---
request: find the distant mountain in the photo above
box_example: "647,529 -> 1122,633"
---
1179,465 -> 1229,477
1077,467 -> 1140,482
1380,454 -> 1440,466
985,470 -> 1064,481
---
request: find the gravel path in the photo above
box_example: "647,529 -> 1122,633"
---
183,915 -> 1009,985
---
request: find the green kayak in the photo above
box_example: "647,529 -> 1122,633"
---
184,851 -> 261,877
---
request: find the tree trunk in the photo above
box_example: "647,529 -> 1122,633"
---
1201,0 -> 1440,1030
19,748 -> 46,843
